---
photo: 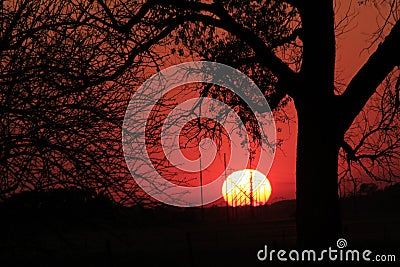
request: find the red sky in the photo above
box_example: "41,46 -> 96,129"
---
145,3 -> 389,205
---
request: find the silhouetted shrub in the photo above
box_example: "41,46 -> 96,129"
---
0,187 -> 116,213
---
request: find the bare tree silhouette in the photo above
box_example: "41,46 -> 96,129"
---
0,0 -> 183,205
148,0 -> 400,246
339,71 -> 400,197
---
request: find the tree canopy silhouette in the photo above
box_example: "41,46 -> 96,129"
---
150,0 -> 400,246
0,0 -> 183,205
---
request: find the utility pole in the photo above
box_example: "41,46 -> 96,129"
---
249,151 -> 255,218
224,153 -> 229,222
200,156 -> 204,220
199,101 -> 204,221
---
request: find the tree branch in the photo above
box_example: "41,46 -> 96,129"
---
340,20 -> 400,131
212,3 -> 300,96
152,0 -> 300,96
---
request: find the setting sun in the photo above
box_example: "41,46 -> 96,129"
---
222,169 -> 272,207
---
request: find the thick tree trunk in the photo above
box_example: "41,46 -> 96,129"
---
293,0 -> 341,248
295,101 -> 342,248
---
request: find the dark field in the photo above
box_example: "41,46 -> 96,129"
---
1,187 -> 399,267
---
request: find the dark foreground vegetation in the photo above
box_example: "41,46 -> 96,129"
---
0,184 -> 399,267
